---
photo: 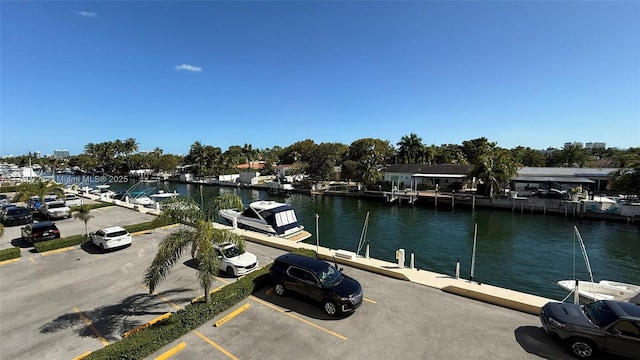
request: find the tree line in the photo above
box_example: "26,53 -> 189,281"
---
3,135 -> 639,197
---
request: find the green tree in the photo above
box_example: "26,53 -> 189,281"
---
306,143 -> 347,180
397,133 -> 424,164
14,179 -> 65,217
143,194 -> 244,303
469,147 -> 519,198
73,204 -> 94,239
281,139 -> 316,164
511,146 -> 546,167
556,143 -> 592,167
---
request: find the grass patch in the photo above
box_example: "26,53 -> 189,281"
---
0,247 -> 20,261
84,266 -> 272,360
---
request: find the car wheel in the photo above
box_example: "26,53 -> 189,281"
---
567,338 -> 597,359
274,282 -> 286,296
323,300 -> 338,316
99,243 -> 105,253
226,266 -> 235,277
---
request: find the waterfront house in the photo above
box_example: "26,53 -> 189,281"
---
511,167 -> 617,193
381,164 -> 474,191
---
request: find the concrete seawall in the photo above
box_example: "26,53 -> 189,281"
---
212,222 -> 555,316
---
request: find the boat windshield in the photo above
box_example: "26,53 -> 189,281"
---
584,301 -> 619,327
316,265 -> 343,287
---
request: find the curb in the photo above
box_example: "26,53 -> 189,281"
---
0,257 -> 20,266
441,285 -> 541,316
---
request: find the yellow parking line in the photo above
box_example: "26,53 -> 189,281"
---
72,350 -> 92,360
153,341 -> 186,360
72,306 -> 109,346
123,312 -> 172,337
249,295 -> 348,341
191,285 -> 225,304
214,303 -> 250,327
364,298 -> 376,304
140,284 -> 183,310
0,258 -> 20,266
29,257 -> 35,264
193,330 -> 239,360
40,246 -> 74,256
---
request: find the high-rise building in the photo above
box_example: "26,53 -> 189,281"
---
53,149 -> 70,158
585,142 -> 606,149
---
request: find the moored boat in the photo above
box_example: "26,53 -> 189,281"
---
219,200 -> 304,237
556,279 -> 640,304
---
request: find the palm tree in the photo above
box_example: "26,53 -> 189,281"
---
469,147 -> 519,198
397,133 -> 424,164
73,204 -> 94,239
14,179 -> 65,218
143,193 -> 244,303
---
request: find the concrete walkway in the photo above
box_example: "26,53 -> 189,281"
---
213,223 -> 555,316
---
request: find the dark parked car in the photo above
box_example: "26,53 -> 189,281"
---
269,253 -> 363,316
21,221 -> 60,244
540,300 -> 640,359
1,206 -> 32,226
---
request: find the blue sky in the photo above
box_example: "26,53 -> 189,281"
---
1,1 -> 639,156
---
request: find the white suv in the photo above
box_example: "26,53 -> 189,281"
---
90,226 -> 132,252
213,242 -> 258,277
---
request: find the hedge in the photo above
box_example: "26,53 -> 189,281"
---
33,219 -> 177,253
83,249 -> 316,359
0,185 -> 20,193
0,247 -> 20,261
84,265 -> 272,360
34,235 -> 87,253
70,202 -> 114,212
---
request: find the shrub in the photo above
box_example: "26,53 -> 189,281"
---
0,247 -> 20,261
34,235 -> 87,253
0,185 -> 20,192
84,265 -> 271,360
69,202 -> 114,212
123,219 -> 175,234
291,248 -> 317,258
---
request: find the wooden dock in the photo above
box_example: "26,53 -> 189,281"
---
383,190 -> 418,204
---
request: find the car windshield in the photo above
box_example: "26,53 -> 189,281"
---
584,301 -> 619,327
316,265 -> 343,286
106,230 -> 128,237
223,246 -> 242,258
8,208 -> 28,215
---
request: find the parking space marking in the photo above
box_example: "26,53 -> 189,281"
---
193,330 -> 239,360
0,258 -> 20,266
364,297 -> 376,304
40,246 -> 74,256
72,306 -> 109,346
191,284 -> 225,304
72,350 -> 92,360
153,341 -> 186,360
214,303 -> 250,327
29,257 -> 36,264
249,295 -> 348,341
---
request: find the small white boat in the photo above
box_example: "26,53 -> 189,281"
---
219,200 -> 304,237
131,196 -> 154,206
149,190 -> 179,199
556,279 -> 640,304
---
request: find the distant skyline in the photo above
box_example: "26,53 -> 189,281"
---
1,1 -> 639,156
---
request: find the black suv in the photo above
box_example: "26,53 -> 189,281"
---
21,221 -> 61,244
269,253 -> 363,316
1,206 -> 32,226
540,300 -> 640,359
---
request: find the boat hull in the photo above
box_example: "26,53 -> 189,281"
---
557,279 -> 640,303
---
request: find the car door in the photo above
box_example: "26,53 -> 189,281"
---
605,319 -> 640,359
286,266 -> 322,302
93,230 -> 105,246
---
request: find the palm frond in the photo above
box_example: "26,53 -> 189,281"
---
143,228 -> 197,293
205,193 -> 243,222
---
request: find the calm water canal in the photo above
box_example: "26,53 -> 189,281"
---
112,181 -> 640,301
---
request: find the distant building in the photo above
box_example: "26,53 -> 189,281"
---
564,142 -> 584,148
53,150 -> 70,158
585,142 -> 606,149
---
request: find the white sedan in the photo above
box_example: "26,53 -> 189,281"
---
90,226 -> 132,253
213,242 -> 258,276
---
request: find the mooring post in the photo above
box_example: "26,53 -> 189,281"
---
410,251 -> 415,269
520,201 -> 524,214
455,258 -> 460,279
472,195 -> 475,211
435,193 -> 438,209
451,190 -> 455,210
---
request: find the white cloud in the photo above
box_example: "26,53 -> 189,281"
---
76,11 -> 97,17
174,64 -> 202,72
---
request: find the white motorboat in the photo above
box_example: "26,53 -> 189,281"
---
219,200 -> 304,237
131,196 -> 154,206
556,279 -> 640,304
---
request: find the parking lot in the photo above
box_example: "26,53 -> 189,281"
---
0,203 -> 156,250
0,205 -> 582,360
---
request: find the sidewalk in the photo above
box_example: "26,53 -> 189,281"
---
213,223 -> 554,316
